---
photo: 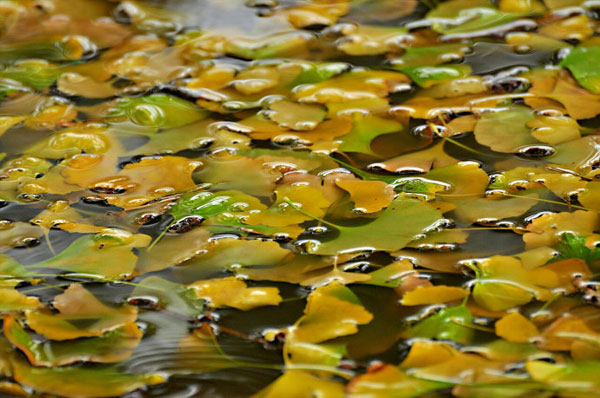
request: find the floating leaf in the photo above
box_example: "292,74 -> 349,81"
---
129,276 -> 204,318
135,228 -> 211,275
253,370 -> 344,398
337,114 -> 403,156
474,106 -> 539,153
523,210 -> 598,249
91,156 -> 202,209
177,323 -> 236,372
289,282 -> 373,344
110,94 -> 208,130
308,197 -> 443,255
266,100 -> 326,131
347,364 -> 449,398
25,284 -> 138,340
335,178 -> 394,213
246,184 -> 329,227
11,354 -> 164,398
401,285 -> 469,306
4,314 -> 142,366
397,64 -> 472,88
0,285 -> 41,312
175,238 -> 292,280
403,304 -> 474,344
188,276 -> 282,310
30,233 -> 150,278
495,312 -> 539,343
560,45 -> 600,94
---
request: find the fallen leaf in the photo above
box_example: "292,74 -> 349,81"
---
188,276 -> 282,310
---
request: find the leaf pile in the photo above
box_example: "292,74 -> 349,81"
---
1,0 -> 600,397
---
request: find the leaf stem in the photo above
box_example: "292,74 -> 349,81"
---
283,198 -> 340,229
500,192 -> 590,211
148,218 -> 176,251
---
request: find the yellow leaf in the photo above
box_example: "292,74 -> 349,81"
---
0,288 -> 41,312
523,210 -> 598,249
401,285 -> 469,306
335,178 -> 394,213
290,281 -> 373,344
246,184 -> 330,227
188,276 -> 282,310
25,284 -> 137,340
253,370 -> 344,398
495,312 -> 539,343
91,156 -> 201,209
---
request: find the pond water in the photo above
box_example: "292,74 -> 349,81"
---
0,0 -> 600,397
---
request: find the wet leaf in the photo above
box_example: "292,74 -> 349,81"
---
347,364 -> 449,398
560,45 -> 600,94
111,94 -> 208,130
135,228 -> 211,275
30,232 -> 150,278
308,197 -> 443,255
495,312 -> 539,343
25,284 -> 138,340
188,277 -> 281,310
403,304 -> 474,344
246,184 -> 329,227
523,210 -> 598,249
129,276 -> 204,318
526,360 -> 600,396
0,285 -> 42,312
527,69 -> 600,119
176,238 -> 292,279
335,178 -> 394,213
397,65 -> 472,88
177,323 -> 236,372
11,354 -> 164,398
253,370 -> 344,398
4,314 -> 142,366
91,156 -> 202,209
338,114 -> 403,156
266,100 -> 326,131
289,281 -> 373,344
401,285 -> 469,306
474,106 -> 539,153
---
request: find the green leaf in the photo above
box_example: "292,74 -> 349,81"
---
225,31 -> 312,60
11,354 -> 164,398
474,105 -> 539,153
4,315 -> 142,367
560,45 -> 600,94
168,190 -> 265,224
557,233 -> 600,263
338,114 -> 403,156
0,41 -> 72,65
307,197 -> 443,255
289,62 -> 350,87
404,304 -> 474,344
527,360 -> 600,395
395,64 -> 471,87
28,233 -> 149,279
0,60 -> 61,90
111,94 -> 208,130
129,276 -> 204,318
